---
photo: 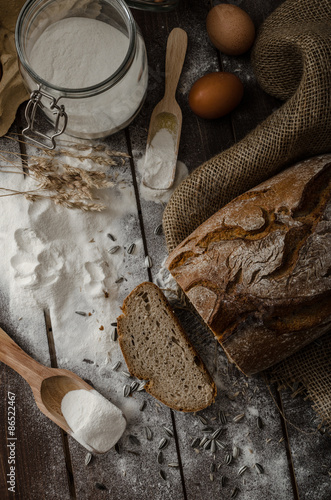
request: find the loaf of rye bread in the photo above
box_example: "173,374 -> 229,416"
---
165,155 -> 331,375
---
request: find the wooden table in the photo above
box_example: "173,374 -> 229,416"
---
0,1 -> 330,499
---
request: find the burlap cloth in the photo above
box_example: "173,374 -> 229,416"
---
163,0 -> 331,429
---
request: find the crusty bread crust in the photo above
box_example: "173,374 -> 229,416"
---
117,282 -> 216,412
166,155 -> 331,375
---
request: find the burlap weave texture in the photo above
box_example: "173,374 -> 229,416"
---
163,0 -> 331,428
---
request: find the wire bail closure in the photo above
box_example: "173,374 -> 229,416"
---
23,86 -> 68,150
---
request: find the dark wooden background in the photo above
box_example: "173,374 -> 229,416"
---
0,1 -> 330,499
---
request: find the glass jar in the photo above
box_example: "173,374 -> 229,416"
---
15,0 -> 148,148
126,0 -> 179,12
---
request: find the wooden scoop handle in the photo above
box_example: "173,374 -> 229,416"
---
0,327 -> 48,387
163,28 -> 188,103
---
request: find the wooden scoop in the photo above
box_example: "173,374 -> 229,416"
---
0,326 -> 98,452
143,27 -> 188,190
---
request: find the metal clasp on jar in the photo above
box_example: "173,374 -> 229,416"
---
23,85 -> 68,150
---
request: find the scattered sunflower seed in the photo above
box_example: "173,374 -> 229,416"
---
158,438 -> 169,450
221,475 -> 227,487
255,463 -> 264,474
82,358 -> 94,364
144,255 -> 153,268
211,428 -> 223,440
108,245 -> 120,254
139,400 -> 147,412
233,446 -> 240,459
203,439 -> 212,450
197,415 -> 208,425
107,233 -> 116,241
233,413 -> 245,423
157,451 -> 164,464
216,439 -> 226,450
224,453 -> 233,465
231,487 -> 240,498
129,435 -> 140,446
75,311 -> 87,316
111,328 -> 118,341
115,276 -> 124,284
199,436 -> 209,447
95,483 -> 108,491
210,473 -> 214,482
111,321 -> 117,327
154,224 -> 163,235
210,440 -> 216,454
168,463 -> 179,468
210,463 -> 216,473
219,410 -> 227,425
85,452 -> 92,466
112,361 -> 121,371
202,427 -> 214,434
123,384 -> 131,398
163,426 -> 174,438
257,416 -> 263,430
137,381 -> 146,392
159,470 -> 167,481
121,371 -> 131,378
131,381 -> 139,393
127,243 -> 136,255
238,465 -> 248,476
145,426 -> 153,441
191,437 -> 201,448
114,442 -> 120,454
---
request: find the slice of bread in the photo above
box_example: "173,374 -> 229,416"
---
117,282 -> 216,412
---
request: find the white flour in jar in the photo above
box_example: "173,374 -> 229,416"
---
61,389 -> 126,453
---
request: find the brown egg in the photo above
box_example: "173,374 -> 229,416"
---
188,72 -> 243,119
206,4 -> 255,56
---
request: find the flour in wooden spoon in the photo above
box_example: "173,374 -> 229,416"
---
142,128 -> 177,189
61,389 -> 126,453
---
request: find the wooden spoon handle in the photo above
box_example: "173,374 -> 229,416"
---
0,327 -> 47,386
164,28 -> 188,103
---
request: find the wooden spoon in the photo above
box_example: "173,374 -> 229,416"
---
0,326 -> 99,452
142,27 -> 188,190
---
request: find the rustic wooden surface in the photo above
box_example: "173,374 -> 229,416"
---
0,1 -> 330,499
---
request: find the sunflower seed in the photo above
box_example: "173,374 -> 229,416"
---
137,380 -> 146,392
233,413 -> 245,423
115,276 -> 124,284
154,224 -> 163,235
159,470 -> 167,481
111,328 -> 118,341
111,321 -> 117,327
210,463 -> 216,473
202,427 -> 214,434
211,428 -> 223,440
82,358 -> 94,364
85,452 -> 92,466
210,439 -> 216,454
107,233 -> 116,241
129,435 -> 140,446
219,410 -> 227,425
95,483 -> 108,491
123,385 -> 131,397
108,245 -> 120,254
221,475 -> 227,487
233,446 -> 240,459
197,415 -> 208,425
75,311 -> 87,316
254,463 -> 264,474
200,436 -> 209,447
131,381 -> 139,392
127,243 -> 136,255
168,463 -> 179,468
216,439 -> 226,450
144,255 -> 153,268
163,426 -> 174,438
114,442 -> 120,454
139,400 -> 147,412
157,451 -> 164,464
121,371 -> 131,378
203,439 -> 212,450
112,361 -> 121,371
191,437 -> 201,448
238,465 -> 248,476
231,487 -> 239,498
144,426 -> 153,441
224,453 -> 233,465
257,416 -> 263,429
158,438 -> 169,450
210,473 -> 214,481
